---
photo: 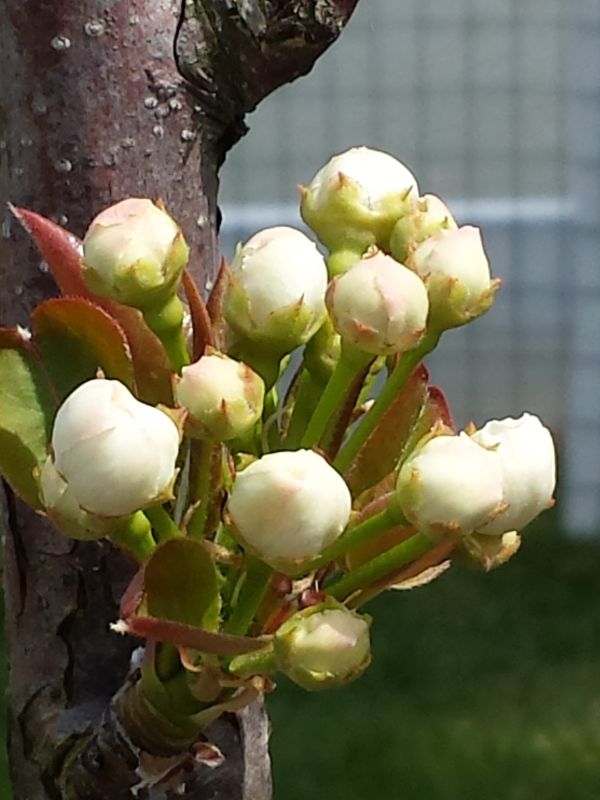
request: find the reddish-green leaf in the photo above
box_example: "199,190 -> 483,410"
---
344,365 -> 429,497
32,298 -> 135,401
144,538 -> 221,631
101,303 -> 174,405
125,616 -> 269,656
10,205 -> 91,297
182,270 -> 214,360
0,329 -> 56,507
206,257 -> 229,350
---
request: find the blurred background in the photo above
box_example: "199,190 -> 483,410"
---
3,1 -> 600,797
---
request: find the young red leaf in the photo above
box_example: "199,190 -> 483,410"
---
123,615 -> 269,656
206,257 -> 230,350
182,270 -> 214,360
32,298 -> 136,401
344,365 -> 429,497
9,205 -> 91,297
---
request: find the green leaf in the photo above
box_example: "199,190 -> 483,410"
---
0,330 -> 56,507
145,538 -> 221,632
32,298 -> 136,401
344,365 -> 429,497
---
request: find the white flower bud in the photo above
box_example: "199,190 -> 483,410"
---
408,226 -> 499,329
274,603 -> 371,690
397,433 -> 505,536
390,194 -> 457,263
52,379 -> 180,516
470,414 -> 556,535
82,198 -> 189,308
301,147 -> 419,256
226,449 -> 352,574
175,351 -> 265,441
224,227 -> 328,351
326,250 -> 429,355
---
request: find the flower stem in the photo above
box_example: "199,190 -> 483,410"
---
143,294 -> 190,372
327,532 -> 433,601
187,439 -> 219,540
300,342 -> 372,450
111,511 -> 155,562
284,369 -> 321,450
225,556 -> 272,636
145,504 -> 182,542
311,506 -> 403,571
334,330 -> 441,474
327,247 -> 364,277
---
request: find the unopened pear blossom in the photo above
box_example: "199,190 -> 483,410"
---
226,449 -> 352,573
301,146 -> 419,271
326,250 -> 429,355
224,226 -> 327,351
408,225 -> 499,329
273,603 -> 371,690
471,414 -> 556,535
51,378 -> 180,516
396,432 -> 505,536
176,352 -> 265,441
82,198 -> 188,308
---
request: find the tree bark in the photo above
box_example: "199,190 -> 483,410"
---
0,1 -> 358,798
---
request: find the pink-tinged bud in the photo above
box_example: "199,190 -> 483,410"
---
52,379 -> 180,517
470,414 -> 556,535
326,250 -> 429,355
301,146 -> 419,257
396,432 -> 505,536
273,601 -> 371,690
390,194 -> 457,263
408,225 -> 500,330
226,450 -> 352,575
224,227 -> 327,352
175,351 -> 265,441
82,198 -> 189,309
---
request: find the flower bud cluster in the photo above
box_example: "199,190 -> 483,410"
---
396,414 -> 556,538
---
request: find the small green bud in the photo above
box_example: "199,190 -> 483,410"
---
390,194 -> 457,263
175,351 -> 265,441
274,601 -> 371,691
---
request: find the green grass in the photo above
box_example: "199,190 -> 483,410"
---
268,525 -> 600,799
3,525 -> 600,798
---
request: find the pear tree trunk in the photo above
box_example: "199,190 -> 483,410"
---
0,2 -> 359,797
